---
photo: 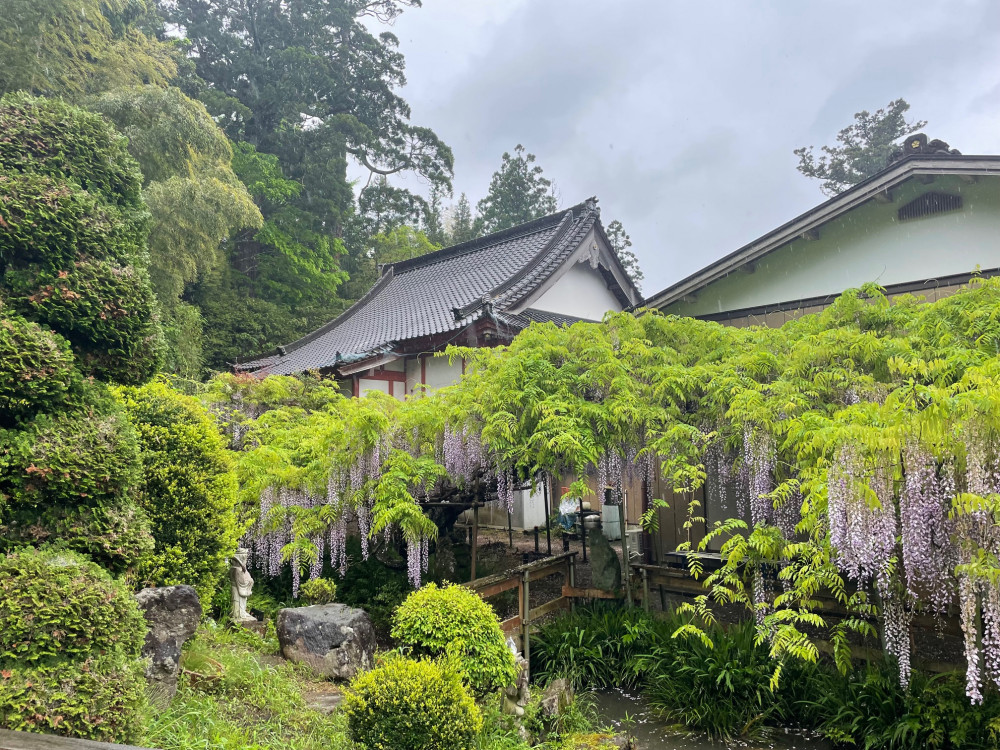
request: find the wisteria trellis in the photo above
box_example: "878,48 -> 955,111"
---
209,279 -> 1000,705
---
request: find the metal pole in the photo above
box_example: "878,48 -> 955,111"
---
642,568 -> 650,613
533,526 -> 539,555
471,504 -> 479,582
507,509 -> 513,549
619,498 -> 632,607
579,496 -> 587,563
542,474 -> 552,555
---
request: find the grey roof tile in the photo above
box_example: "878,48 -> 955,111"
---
240,200 -> 603,376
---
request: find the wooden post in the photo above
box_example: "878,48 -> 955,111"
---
542,473 -> 552,555
507,509 -> 514,549
619,500 -> 633,607
533,526 -> 540,554
568,553 -> 576,612
641,567 -> 650,613
579,497 -> 587,563
470,504 -> 479,582
521,569 -> 531,678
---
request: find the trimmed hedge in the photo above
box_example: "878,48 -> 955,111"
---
0,313 -> 80,427
0,654 -> 147,743
391,582 -> 517,696
7,260 -> 162,383
343,654 -> 482,750
1,398 -> 140,510
0,548 -> 146,666
0,93 -> 144,211
0,501 -> 153,577
0,172 -> 142,275
116,380 -> 239,599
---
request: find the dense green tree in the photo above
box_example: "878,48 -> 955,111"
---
476,145 -> 558,234
605,218 -> 643,289
794,98 -> 927,196
159,0 -> 453,350
0,0 -> 175,98
449,193 -> 478,245
92,86 -> 263,376
424,184 -> 448,247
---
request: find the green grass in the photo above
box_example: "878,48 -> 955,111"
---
142,623 -> 350,750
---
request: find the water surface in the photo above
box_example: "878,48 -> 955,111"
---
592,687 -> 831,750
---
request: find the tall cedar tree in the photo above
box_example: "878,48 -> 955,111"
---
159,0 -> 452,366
606,219 -> 643,289
794,98 -> 927,196
476,145 -> 558,234
449,193 -> 478,244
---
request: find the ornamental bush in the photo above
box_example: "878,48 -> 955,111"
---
1,395 -> 140,510
343,654 -> 482,750
0,549 -> 147,743
116,380 -> 239,600
0,313 -> 80,428
391,582 -> 517,696
0,502 -> 153,577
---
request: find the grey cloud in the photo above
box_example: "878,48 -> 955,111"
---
385,0 -> 1000,293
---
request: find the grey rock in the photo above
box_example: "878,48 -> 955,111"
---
135,585 -> 202,706
589,527 -> 622,592
540,677 -> 574,717
277,603 -> 376,680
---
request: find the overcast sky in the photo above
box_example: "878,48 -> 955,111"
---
378,0 -> 1000,295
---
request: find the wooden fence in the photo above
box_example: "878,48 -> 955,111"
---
466,551 -> 578,675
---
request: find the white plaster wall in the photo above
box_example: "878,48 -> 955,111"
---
405,357 -> 422,395
530,262 -> 624,320
665,176 -> 1000,317
358,378 -> 389,397
424,355 -> 463,390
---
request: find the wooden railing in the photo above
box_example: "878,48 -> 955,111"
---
466,551 -> 577,675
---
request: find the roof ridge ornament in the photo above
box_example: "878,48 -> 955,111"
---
891,133 -> 961,163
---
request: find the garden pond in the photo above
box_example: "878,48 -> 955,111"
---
594,688 -> 831,750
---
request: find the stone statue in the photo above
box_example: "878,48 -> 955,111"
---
229,548 -> 255,623
502,638 -> 531,718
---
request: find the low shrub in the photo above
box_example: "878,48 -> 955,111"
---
342,654 -> 482,750
0,548 -> 146,665
0,501 -> 153,577
780,658 -> 1000,749
0,654 -> 147,743
391,582 -> 517,695
116,380 -> 239,600
299,577 -> 337,605
0,549 -> 148,743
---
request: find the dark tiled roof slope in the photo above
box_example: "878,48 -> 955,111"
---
240,200 -> 606,375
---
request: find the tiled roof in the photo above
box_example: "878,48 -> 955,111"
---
239,199 -> 609,375
515,308 -> 595,327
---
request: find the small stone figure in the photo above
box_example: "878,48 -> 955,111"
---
502,639 -> 531,718
229,548 -> 255,623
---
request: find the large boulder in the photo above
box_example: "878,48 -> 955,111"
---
589,527 -> 622,592
540,677 -> 574,717
135,584 -> 201,706
277,603 -> 376,680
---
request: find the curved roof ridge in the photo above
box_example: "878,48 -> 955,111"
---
385,198 -> 597,276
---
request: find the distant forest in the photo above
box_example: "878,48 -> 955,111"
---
0,0 -> 641,377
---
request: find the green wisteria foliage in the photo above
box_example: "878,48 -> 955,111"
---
216,280 -> 1000,704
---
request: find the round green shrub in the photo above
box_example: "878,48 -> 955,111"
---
0,548 -> 146,667
0,93 -> 145,211
343,654 -> 482,750
7,259 -> 162,383
0,312 -> 80,427
0,653 -> 147,743
0,172 -> 142,276
299,577 -> 337,604
0,501 -> 153,577
2,398 -> 140,510
116,380 -> 239,599
391,582 -> 517,696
